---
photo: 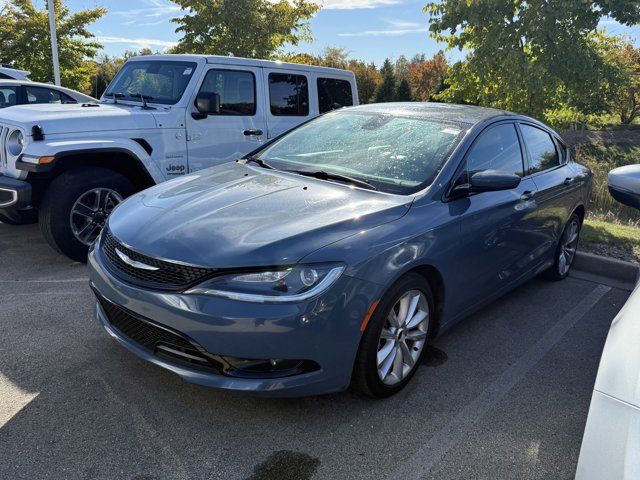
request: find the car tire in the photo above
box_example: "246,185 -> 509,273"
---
352,273 -> 435,398
39,167 -> 135,262
544,213 -> 582,281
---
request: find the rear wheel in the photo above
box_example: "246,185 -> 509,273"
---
545,213 -> 582,281
39,167 -> 135,262
353,273 -> 434,398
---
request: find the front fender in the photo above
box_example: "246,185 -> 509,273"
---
17,137 -> 164,183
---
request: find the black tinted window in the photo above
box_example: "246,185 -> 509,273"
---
199,69 -> 256,116
26,86 -> 75,104
0,73 -> 12,79
521,124 -> 559,174
269,73 -> 309,116
0,87 -> 17,108
317,78 -> 353,113
466,124 -> 524,178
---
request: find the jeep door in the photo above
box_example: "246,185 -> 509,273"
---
186,65 -> 267,172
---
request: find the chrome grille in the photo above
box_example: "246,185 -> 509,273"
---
100,229 -> 217,290
0,125 -> 9,168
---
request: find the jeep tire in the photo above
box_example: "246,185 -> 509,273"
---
39,167 -> 135,262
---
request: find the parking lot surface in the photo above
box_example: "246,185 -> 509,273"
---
0,222 -> 631,480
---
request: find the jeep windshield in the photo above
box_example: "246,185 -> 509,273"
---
104,60 -> 197,105
253,110 -> 465,195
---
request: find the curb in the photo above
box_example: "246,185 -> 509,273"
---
572,251 -> 639,289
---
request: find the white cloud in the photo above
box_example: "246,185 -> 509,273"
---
96,35 -> 177,50
338,27 -> 426,37
320,0 -> 402,8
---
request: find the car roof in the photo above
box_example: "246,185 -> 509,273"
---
345,102 -> 521,126
129,54 -> 356,77
0,79 -> 96,101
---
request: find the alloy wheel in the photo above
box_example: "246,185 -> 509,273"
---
70,188 -> 123,245
558,219 -> 580,276
376,289 -> 429,386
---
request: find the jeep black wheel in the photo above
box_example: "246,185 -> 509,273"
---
39,167 -> 135,262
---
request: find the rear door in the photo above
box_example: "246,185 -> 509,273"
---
518,123 -> 576,258
263,69 -> 313,139
186,65 -> 267,172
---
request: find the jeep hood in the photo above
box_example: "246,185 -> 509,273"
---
0,103 -> 157,135
107,162 -> 411,268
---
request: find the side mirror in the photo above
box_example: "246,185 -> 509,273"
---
193,92 -> 220,119
452,170 -> 521,197
608,164 -> 640,209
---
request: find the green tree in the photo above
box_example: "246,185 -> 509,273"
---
425,0 -> 640,117
171,0 -> 319,58
0,0 -> 105,92
394,78 -> 413,101
373,59 -> 396,103
602,37 -> 640,124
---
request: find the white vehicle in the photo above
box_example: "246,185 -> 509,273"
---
0,55 -> 358,260
0,79 -> 95,109
0,65 -> 30,81
576,165 -> 640,480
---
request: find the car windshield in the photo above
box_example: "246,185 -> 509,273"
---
104,60 -> 197,105
254,110 -> 465,195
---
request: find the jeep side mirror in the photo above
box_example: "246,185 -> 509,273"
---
193,92 -> 220,119
609,165 -> 640,209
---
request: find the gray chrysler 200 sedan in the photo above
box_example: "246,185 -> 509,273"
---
88,103 -> 592,398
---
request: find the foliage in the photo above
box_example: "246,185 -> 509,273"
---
373,59 -> 396,103
601,37 -> 640,124
171,0 -> 319,58
0,0 -> 105,92
347,60 -> 381,104
573,142 -> 640,223
425,0 -> 640,117
394,78 -> 412,101
407,51 -> 448,102
582,219 -> 640,260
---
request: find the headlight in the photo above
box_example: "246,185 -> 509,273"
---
6,130 -> 25,157
186,263 -> 345,303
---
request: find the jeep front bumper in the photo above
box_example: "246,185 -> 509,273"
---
0,174 -> 32,221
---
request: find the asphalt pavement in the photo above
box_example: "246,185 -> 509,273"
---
0,222 -> 630,480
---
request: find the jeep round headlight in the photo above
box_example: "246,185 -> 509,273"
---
7,130 -> 25,157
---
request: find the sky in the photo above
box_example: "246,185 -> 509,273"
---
62,0 -> 640,65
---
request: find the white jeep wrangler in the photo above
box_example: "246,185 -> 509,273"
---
0,55 -> 358,260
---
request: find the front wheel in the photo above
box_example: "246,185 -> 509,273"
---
39,167 -> 135,262
352,273 -> 434,398
545,213 -> 582,281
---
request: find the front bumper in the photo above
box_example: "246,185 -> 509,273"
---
0,173 -> 32,221
88,245 -> 381,397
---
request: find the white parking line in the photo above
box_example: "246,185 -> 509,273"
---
388,284 -> 612,480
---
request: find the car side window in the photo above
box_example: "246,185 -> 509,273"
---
25,86 -> 75,105
520,124 -> 560,174
317,78 -> 353,113
198,69 -> 256,116
464,123 -> 524,182
269,73 -> 309,116
0,87 -> 17,107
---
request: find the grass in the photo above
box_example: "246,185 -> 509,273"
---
582,218 -> 640,260
573,143 -> 640,225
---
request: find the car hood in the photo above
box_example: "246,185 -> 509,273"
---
0,103 -> 157,135
107,162 -> 412,268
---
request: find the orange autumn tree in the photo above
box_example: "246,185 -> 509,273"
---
408,52 -> 448,102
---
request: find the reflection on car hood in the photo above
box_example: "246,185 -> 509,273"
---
108,162 -> 412,268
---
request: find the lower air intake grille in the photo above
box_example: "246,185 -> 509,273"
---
101,229 -> 216,290
96,293 -> 223,373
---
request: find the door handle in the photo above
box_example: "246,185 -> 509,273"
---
563,177 -> 574,186
520,191 -> 534,201
243,129 -> 263,136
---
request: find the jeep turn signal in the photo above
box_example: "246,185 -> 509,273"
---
38,156 -> 55,164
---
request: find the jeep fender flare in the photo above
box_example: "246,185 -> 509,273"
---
17,137 -> 165,184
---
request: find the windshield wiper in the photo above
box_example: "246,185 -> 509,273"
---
288,170 -> 377,191
130,93 -> 155,109
103,91 -> 125,104
243,156 -> 274,170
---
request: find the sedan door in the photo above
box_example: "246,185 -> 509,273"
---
449,122 -> 540,310
518,123 -> 577,259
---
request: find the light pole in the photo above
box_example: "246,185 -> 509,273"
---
47,0 -> 61,86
